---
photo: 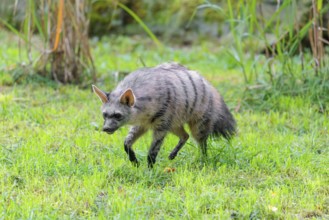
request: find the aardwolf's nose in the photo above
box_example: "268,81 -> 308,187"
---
103,127 -> 111,132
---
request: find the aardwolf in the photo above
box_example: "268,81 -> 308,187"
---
92,63 -> 236,167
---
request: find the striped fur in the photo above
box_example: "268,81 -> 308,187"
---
93,62 -> 236,167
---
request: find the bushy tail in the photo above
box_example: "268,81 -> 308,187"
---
212,100 -> 236,140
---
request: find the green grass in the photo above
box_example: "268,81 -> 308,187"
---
1,34 -> 329,219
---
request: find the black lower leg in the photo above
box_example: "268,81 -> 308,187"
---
124,144 -> 139,165
169,127 -> 189,160
147,155 -> 155,168
123,126 -> 147,166
147,133 -> 165,168
169,139 -> 187,160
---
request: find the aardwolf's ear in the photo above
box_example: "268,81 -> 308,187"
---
119,88 -> 135,107
92,85 -> 108,104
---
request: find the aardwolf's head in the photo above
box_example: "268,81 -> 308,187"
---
92,85 -> 135,134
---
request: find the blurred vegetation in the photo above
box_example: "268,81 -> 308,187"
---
0,0 -> 95,84
89,0 -> 222,43
0,0 -> 328,110
2,0 -> 328,43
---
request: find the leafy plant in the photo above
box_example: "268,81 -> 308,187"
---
192,0 -> 329,111
0,0 -> 96,84
117,2 -> 161,48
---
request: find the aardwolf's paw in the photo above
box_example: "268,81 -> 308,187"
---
131,159 -> 139,167
168,152 -> 177,160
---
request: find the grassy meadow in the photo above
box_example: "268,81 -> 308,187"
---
1,33 -> 329,219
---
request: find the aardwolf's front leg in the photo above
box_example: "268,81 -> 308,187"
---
147,130 -> 167,168
124,126 -> 147,166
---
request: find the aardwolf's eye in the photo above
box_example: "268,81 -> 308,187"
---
112,113 -> 123,121
103,112 -> 109,119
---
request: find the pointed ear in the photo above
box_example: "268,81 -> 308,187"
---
92,85 -> 108,104
120,88 -> 135,107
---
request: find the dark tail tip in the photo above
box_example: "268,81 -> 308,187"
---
213,106 -> 236,140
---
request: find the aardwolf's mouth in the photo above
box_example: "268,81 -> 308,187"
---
103,127 -> 117,134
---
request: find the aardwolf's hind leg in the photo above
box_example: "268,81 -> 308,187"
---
168,126 -> 189,160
